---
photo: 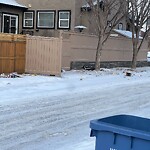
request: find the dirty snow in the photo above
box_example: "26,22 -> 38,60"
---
0,67 -> 150,150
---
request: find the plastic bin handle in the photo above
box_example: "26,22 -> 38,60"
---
90,129 -> 97,137
130,136 -> 134,149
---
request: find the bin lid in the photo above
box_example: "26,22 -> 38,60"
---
90,115 -> 150,141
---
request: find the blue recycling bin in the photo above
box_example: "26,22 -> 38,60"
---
90,115 -> 150,150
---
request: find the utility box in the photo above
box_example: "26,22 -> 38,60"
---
90,115 -> 150,150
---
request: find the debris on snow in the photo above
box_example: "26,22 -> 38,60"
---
61,69 -> 66,73
0,73 -> 22,78
83,65 -> 95,71
125,72 -> 132,77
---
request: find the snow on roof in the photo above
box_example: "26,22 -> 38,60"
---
0,0 -> 27,8
114,29 -> 143,39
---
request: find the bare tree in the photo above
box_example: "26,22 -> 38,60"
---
127,0 -> 150,69
86,0 -> 126,70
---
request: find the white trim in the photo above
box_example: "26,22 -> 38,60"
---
2,14 -> 18,34
23,12 -> 34,28
58,11 -> 70,29
37,11 -> 55,28
118,23 -> 123,30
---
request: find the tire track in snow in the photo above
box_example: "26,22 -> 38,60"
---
0,81 -> 150,150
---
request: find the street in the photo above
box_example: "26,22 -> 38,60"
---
0,68 -> 150,150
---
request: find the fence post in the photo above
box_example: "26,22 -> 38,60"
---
14,35 -> 16,72
59,31 -> 63,76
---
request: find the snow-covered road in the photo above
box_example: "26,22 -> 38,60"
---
0,68 -> 150,150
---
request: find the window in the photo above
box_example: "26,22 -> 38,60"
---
58,10 -> 71,29
147,17 -> 150,28
37,11 -> 55,29
118,23 -> 123,30
3,13 -> 18,34
23,11 -> 34,28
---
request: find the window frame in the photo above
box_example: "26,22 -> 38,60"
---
118,23 -> 123,30
23,11 -> 34,29
2,12 -> 19,34
36,10 -> 56,29
147,17 -> 150,27
57,10 -> 71,29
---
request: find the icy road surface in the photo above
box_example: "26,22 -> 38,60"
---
0,67 -> 150,150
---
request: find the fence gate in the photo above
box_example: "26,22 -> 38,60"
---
0,33 -> 26,74
26,36 -> 62,76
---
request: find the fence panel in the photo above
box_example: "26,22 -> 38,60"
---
0,33 -> 26,74
26,36 -> 62,76
15,42 -> 26,73
61,31 -> 148,69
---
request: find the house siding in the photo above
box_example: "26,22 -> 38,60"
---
0,0 -> 127,36
0,4 -> 24,34
74,0 -> 86,26
80,4 -> 127,34
16,0 -> 79,36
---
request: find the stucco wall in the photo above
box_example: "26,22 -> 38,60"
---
16,0 -> 79,36
0,1 -> 129,36
0,4 -> 24,34
0,0 -> 128,36
74,0 -> 86,26
61,32 -> 148,70
80,11 -> 127,35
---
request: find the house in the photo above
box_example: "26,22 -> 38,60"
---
80,1 -> 127,35
0,0 -> 85,36
0,0 -> 127,36
0,0 -> 27,34
16,0 -> 86,36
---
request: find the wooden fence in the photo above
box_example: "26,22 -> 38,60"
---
25,36 -> 62,76
0,33 -> 26,74
1,31 -> 148,75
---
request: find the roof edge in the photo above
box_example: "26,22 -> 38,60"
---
0,0 -> 27,8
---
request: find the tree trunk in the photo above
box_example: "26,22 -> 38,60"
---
131,40 -> 138,69
131,52 -> 137,69
95,35 -> 103,70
